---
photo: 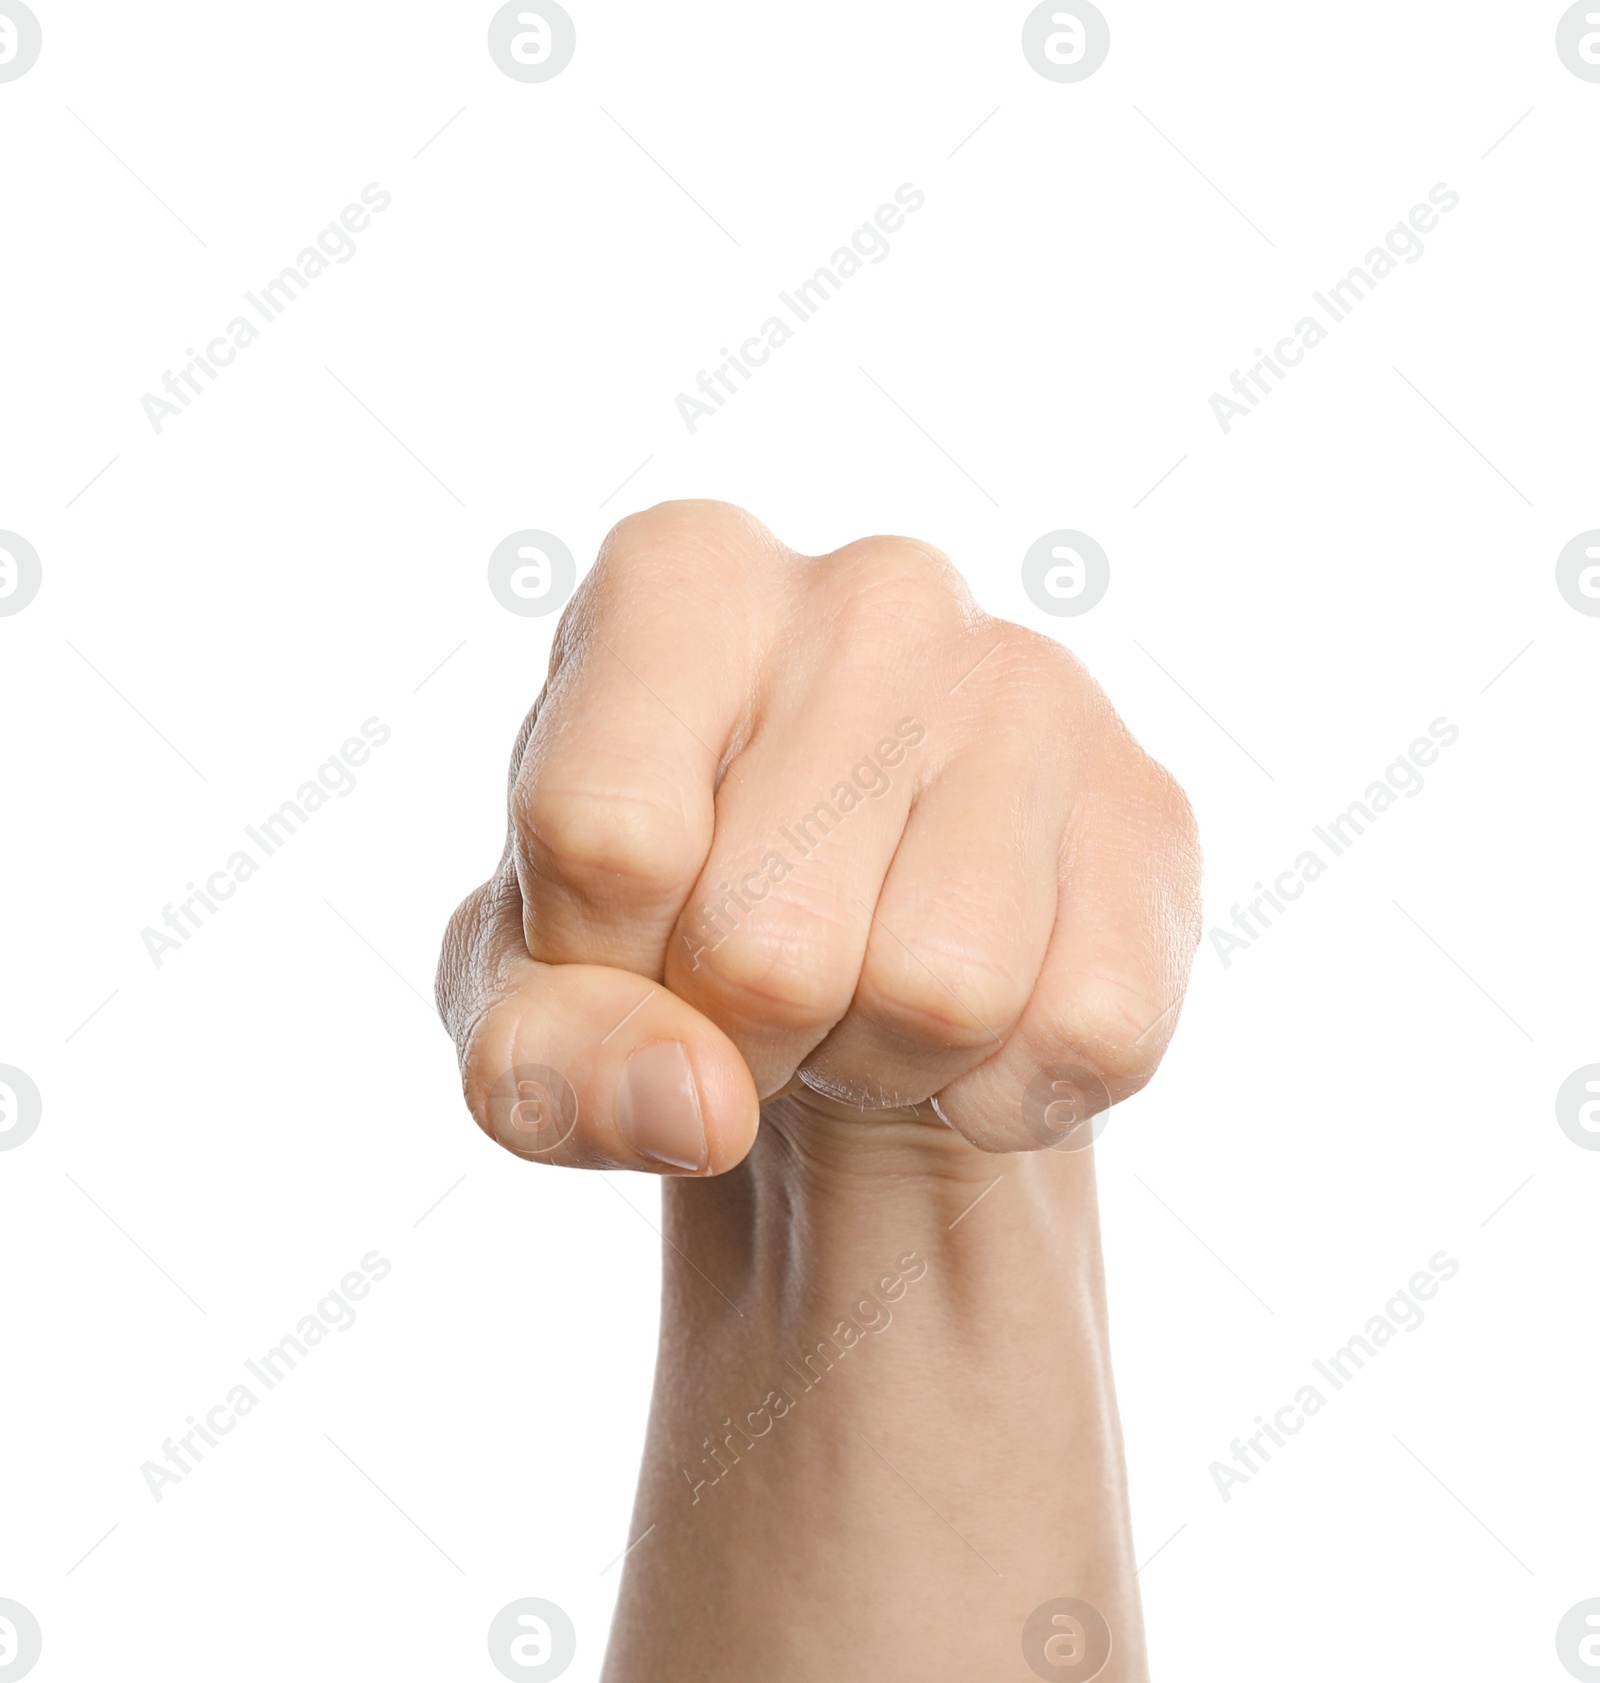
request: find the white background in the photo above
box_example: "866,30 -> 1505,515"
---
2,2 -> 1597,1678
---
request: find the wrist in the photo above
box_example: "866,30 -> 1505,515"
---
657,1094 -> 1119,1495
665,1090 -> 1106,1305
620,1096 -> 1146,1682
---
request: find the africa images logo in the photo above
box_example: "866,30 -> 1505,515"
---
1557,3 -> 1600,79
0,1 -> 41,81
0,532 -> 41,617
487,1 -> 577,82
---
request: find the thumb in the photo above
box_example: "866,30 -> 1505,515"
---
439,871 -> 759,1174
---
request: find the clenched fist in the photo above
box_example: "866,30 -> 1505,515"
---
437,500 -> 1200,1175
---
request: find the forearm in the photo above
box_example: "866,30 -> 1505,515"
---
602,1099 -> 1148,1682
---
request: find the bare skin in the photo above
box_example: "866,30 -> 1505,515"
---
436,501 -> 1201,1680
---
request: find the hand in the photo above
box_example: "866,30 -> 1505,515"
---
436,500 -> 1200,1174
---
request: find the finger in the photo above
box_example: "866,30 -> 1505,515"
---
662,556 -> 943,1096
512,502 -> 786,978
796,636 -> 1071,1106
930,734 -> 1201,1154
438,860 -> 760,1173
662,705 -> 925,1099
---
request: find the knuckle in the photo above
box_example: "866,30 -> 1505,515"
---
1135,749 -> 1202,852
515,782 -> 699,902
956,620 -> 1100,717
435,890 -> 484,1040
1157,784 -> 1205,952
1121,756 -> 1205,952
684,918 -> 856,1030
436,868 -> 527,1045
1017,628 -> 1097,700
1042,974 -> 1171,1092
598,499 -> 773,572
456,1002 -> 513,1135
857,943 -> 1029,1052
987,619 -> 1071,670
457,1009 -> 582,1163
826,535 -> 971,634
992,616 -> 1082,667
